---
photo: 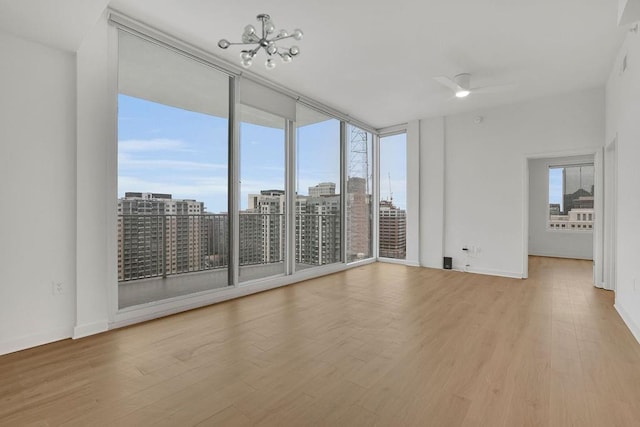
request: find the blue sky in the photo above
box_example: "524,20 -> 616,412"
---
380,134 -> 407,210
239,118 -> 285,210
548,167 -> 563,209
118,95 -> 229,212
119,95 -> 407,212
297,118 -> 341,196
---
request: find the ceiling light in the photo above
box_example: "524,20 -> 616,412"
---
455,90 -> 470,98
218,14 -> 303,70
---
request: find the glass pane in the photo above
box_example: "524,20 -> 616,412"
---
379,133 -> 407,259
117,31 -> 229,309
296,105 -> 342,269
548,164 -> 594,231
239,105 -> 286,282
346,125 -> 373,262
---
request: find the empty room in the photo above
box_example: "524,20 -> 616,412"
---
2,0 -> 640,425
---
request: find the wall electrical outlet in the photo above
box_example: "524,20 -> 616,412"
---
52,282 -> 64,295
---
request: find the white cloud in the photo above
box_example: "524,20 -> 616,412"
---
118,138 -> 191,152
118,154 -> 227,171
118,176 -> 228,199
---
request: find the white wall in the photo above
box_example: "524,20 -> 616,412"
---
406,120 -> 421,266
419,88 -> 604,277
0,31 -> 77,354
606,28 -> 640,342
74,13 -> 113,338
419,117 -> 445,269
528,156 -> 594,260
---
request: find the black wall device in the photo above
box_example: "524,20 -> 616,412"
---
443,257 -> 452,270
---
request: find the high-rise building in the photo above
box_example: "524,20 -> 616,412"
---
298,183 -> 341,266
379,200 -> 406,259
308,182 -> 336,197
241,190 -> 286,265
242,185 -> 342,267
117,192 -> 209,281
562,165 -> 594,214
347,176 -> 371,261
296,193 -> 341,266
206,213 -> 228,268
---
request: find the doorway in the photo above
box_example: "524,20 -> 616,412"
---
524,151 -> 602,284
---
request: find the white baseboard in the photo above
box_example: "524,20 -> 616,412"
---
0,327 -> 72,356
378,257 -> 411,266
73,320 -> 108,339
615,302 -> 640,345
453,266 -> 524,279
528,251 -> 592,261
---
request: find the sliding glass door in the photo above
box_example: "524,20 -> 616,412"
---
238,104 -> 287,282
295,105 -> 342,269
117,31 -> 230,308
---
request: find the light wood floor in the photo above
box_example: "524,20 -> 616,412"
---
2,257 -> 640,426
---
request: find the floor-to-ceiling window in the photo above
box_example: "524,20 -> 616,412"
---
238,104 -> 287,282
295,105 -> 342,269
346,125 -> 373,262
117,31 -> 230,308
114,23 -> 375,314
379,133 -> 407,260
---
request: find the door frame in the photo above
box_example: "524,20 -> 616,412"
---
603,137 -> 617,291
522,148 -> 603,283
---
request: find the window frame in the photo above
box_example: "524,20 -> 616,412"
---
377,129 -> 408,262
107,12 -> 380,325
547,162 -> 595,233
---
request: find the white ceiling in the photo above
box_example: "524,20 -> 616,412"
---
0,0 -> 627,129
0,0 -> 109,51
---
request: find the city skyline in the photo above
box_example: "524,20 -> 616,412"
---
116,180 -> 406,283
115,178 -> 403,301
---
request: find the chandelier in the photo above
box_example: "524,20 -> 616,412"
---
218,14 -> 303,70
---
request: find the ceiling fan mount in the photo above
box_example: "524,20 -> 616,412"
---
434,73 -> 512,99
434,73 -> 472,98
452,73 -> 471,97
